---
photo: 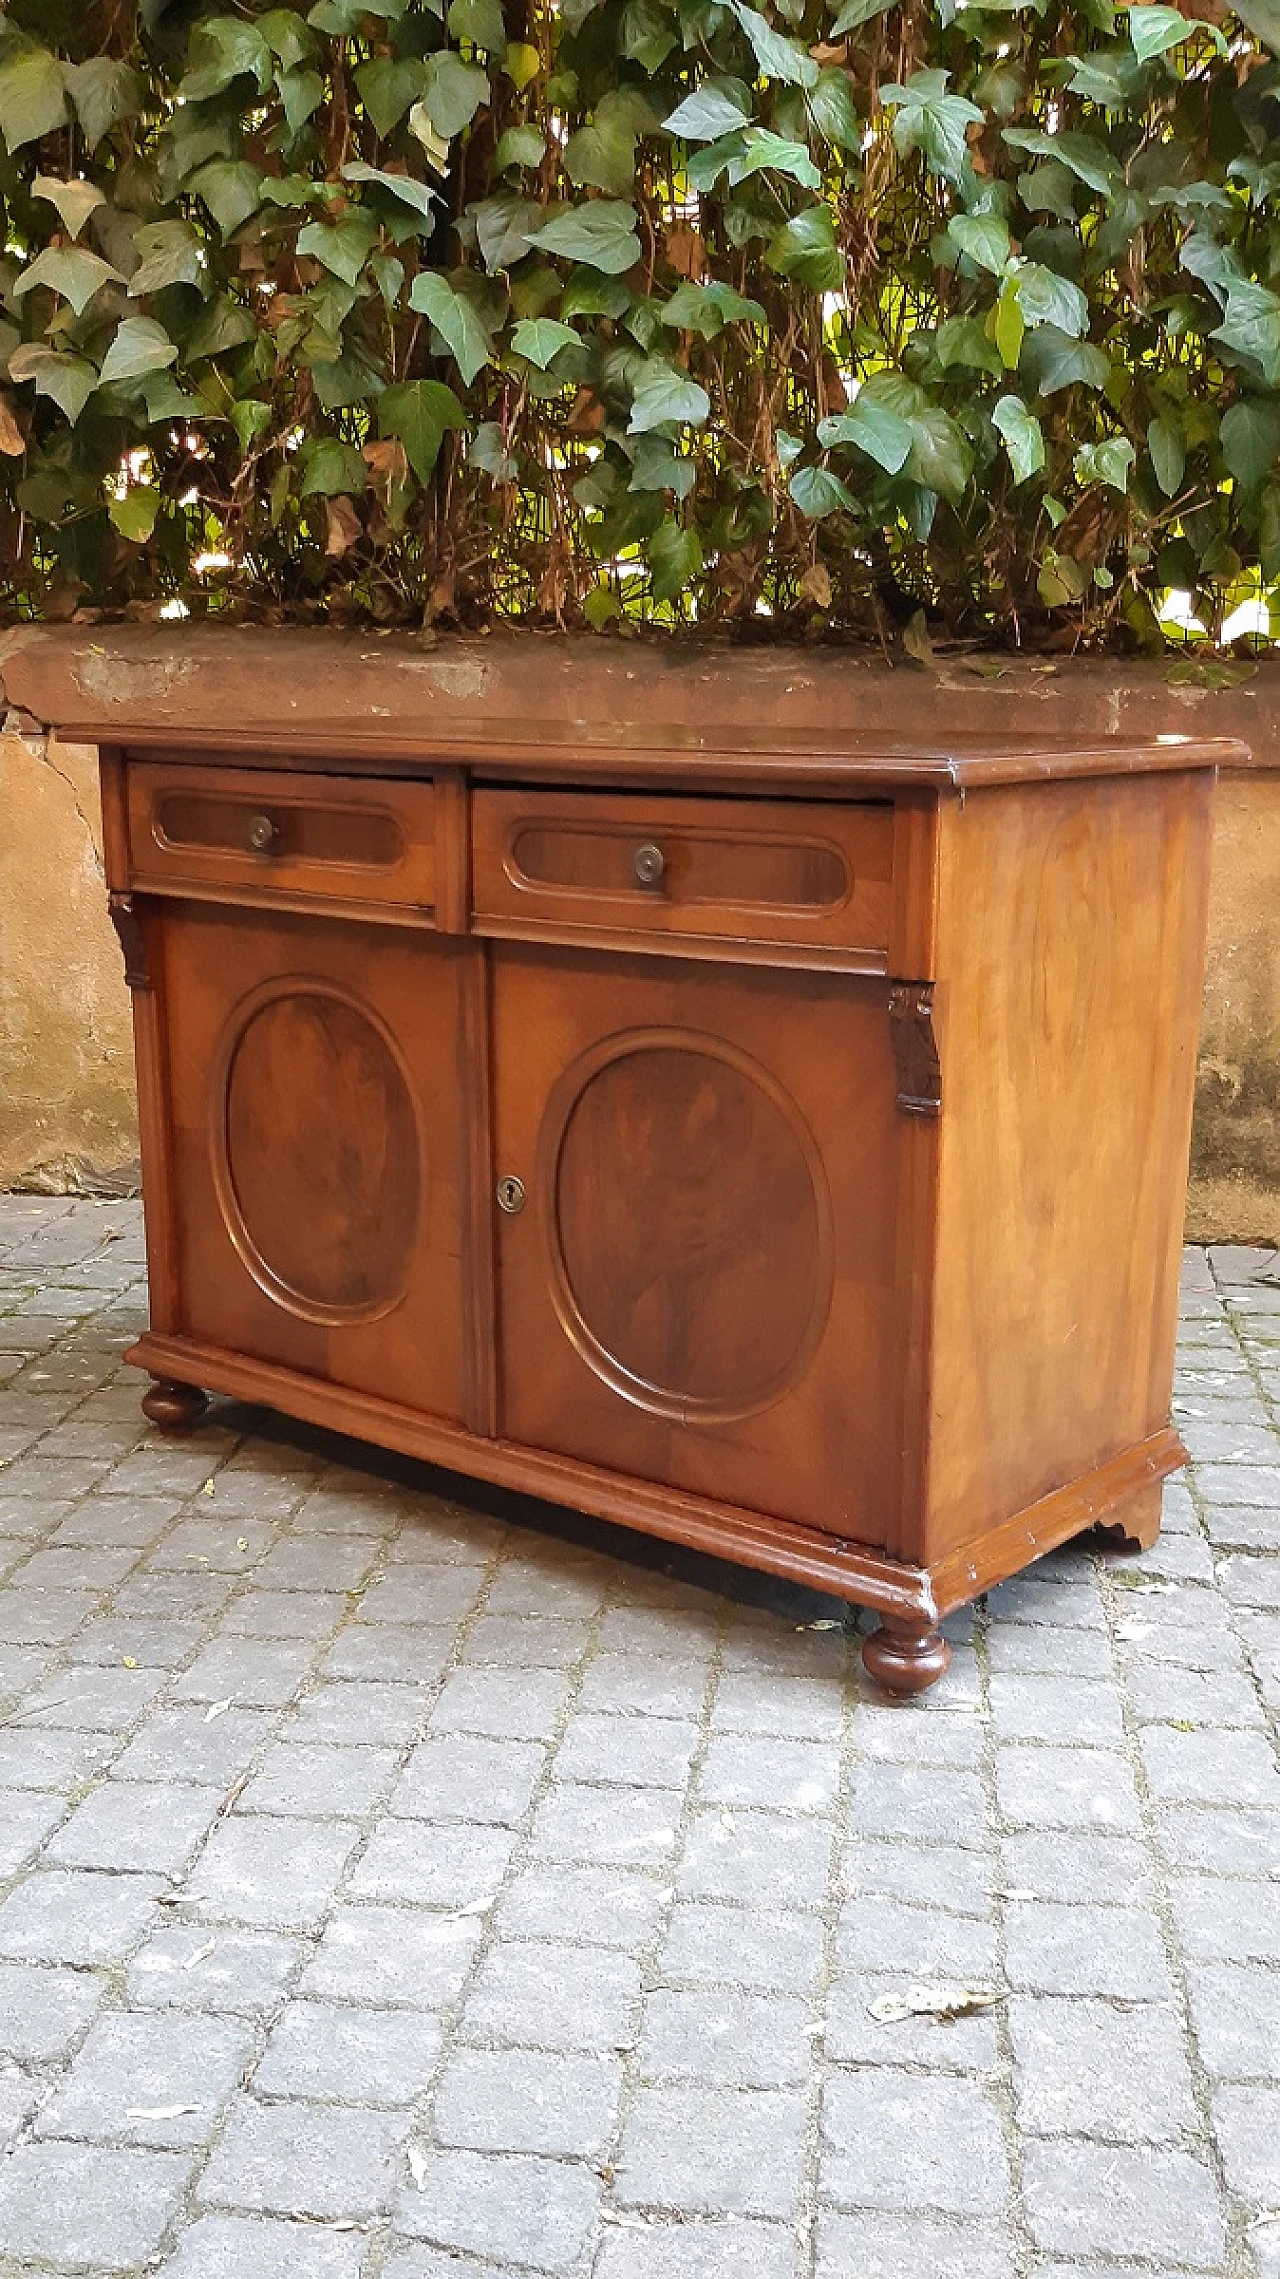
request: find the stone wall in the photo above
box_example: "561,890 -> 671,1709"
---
0,635 -> 1275,1236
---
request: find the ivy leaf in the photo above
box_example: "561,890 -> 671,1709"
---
766,205 -> 843,290
1074,435 -> 1136,491
510,315 -> 580,367
493,124 -> 546,169
1003,127 -> 1120,196
880,69 -> 983,186
1220,399 -> 1280,490
650,516 -> 703,598
529,202 -> 641,273
992,394 -> 1045,483
190,160 -> 265,237
0,45 -> 69,151
1014,263 -> 1090,337
180,19 -> 273,101
504,42 -> 541,88
661,280 -> 766,337
32,176 -> 107,242
807,68 -> 860,150
829,0 -> 894,31
789,464 -> 856,516
109,486 -> 159,542
409,272 -> 492,382
128,221 -> 205,296
63,58 -> 141,148
1022,324 -> 1111,394
420,52 -> 490,138
280,66 -> 325,134
732,1 -> 821,88
905,404 -> 973,499
1147,414 -> 1185,496
727,128 -> 821,189
949,213 -> 1010,276
98,316 -> 179,387
342,162 -> 439,222
629,358 -> 712,432
1212,281 -> 1280,384
630,434 -> 697,495
259,8 -> 319,70
450,0 -> 508,49
470,420 -> 519,477
356,56 -> 424,138
378,377 -> 467,483
13,245 -> 124,316
818,396 -> 912,474
1128,5 -> 1193,58
474,195 -> 541,271
297,214 -> 379,287
663,81 -> 752,139
299,436 -> 369,495
7,342 -> 97,424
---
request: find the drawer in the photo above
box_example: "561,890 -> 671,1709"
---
472,790 -> 893,960
125,761 -> 436,916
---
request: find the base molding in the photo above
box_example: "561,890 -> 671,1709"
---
128,1331 -> 1183,1626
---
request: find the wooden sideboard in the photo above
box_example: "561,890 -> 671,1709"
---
72,654 -> 1239,1696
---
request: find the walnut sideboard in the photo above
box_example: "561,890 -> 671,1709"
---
38,636 -> 1241,1695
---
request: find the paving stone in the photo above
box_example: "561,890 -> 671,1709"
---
495,1864 -> 668,1950
303,1904 -> 481,2007
154,2211 -> 365,2279
836,1892 -> 996,1979
19,1542 -> 141,1591
0,1722 -> 109,1789
0,2139 -> 195,2268
391,1735 -> 545,1825
0,1584 -> 100,1644
69,1613 -> 210,1667
391,2146 -> 600,2271
985,1573 -> 1107,1630
359,1566 -> 488,1625
19,1660 -> 166,1730
638,1987 -> 813,2087
1139,1721 -> 1280,1809
434,2045 -> 621,2158
321,1624 -> 457,1685
997,1831 -> 1155,1908
710,1668 -> 846,1740
200,2095 -> 410,2217
660,1902 -> 824,1994
45,1778 -> 215,1874
349,1818 -> 517,1908
0,1784 -> 66,1872
463,1939 -> 641,2053
678,1807 -> 833,1912
696,1729 -> 840,1811
1009,1994 -> 1197,2140
529,1781 -> 684,1866
111,1704 -> 276,1786
0,1960 -> 103,2059
854,1703 -> 983,1769
429,1665 -> 573,1741
191,1816 -> 359,1929
0,1867 -> 163,1963
616,2085 -> 807,2217
1170,1873 -> 1280,1963
170,1636 -> 319,1707
1003,1899 -> 1174,2000
1212,2084 -> 1280,2204
254,2000 -> 442,2104
286,1678 -> 429,1745
845,1762 -> 988,1848
1021,2141 -> 1224,2265
1187,1961 -> 1280,2078
987,1672 -> 1125,1745
824,1973 -> 999,2075
995,1745 -> 1142,1833
128,1923 -> 303,2015
1125,1661 -> 1265,1725
236,1739 -> 398,1819
37,2009 -> 253,2147
820,2069 -> 1008,2215
841,1837 -> 994,1918
814,2211 -> 1015,2279
576,1651 -> 710,1717
220,1587 -> 347,1638
463,1613 -> 595,1671
1153,1803 -> 1280,1877
554,1710 -> 700,1791
254,1533 -> 381,1591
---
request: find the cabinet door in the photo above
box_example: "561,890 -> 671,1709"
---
156,901 -> 466,1422
491,944 -> 902,1544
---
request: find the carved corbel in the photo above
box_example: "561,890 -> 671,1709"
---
108,891 -> 150,992
888,982 -> 941,1117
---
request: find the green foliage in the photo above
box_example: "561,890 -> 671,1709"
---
1,0 -> 1279,643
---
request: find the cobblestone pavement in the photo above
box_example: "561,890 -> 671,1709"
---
0,1197 -> 1277,2278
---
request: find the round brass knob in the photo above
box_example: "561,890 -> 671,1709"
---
634,841 -> 665,888
496,1174 -> 526,1216
247,812 -> 278,854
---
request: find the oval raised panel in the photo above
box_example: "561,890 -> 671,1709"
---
213,983 -> 420,1324
543,1034 -> 833,1423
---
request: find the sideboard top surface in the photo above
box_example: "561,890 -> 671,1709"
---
1,626 -> 1245,790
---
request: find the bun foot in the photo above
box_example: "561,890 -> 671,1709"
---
142,1379 -> 208,1435
1096,1480 -> 1162,1555
862,1617 -> 951,1698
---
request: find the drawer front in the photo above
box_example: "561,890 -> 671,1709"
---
126,761 -> 436,915
472,790 -> 893,960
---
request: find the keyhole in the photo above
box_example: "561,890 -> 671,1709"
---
496,1175 -> 526,1215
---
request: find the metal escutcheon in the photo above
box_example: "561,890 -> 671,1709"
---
495,1175 -> 526,1216
634,841 -> 665,887
247,812 -> 278,853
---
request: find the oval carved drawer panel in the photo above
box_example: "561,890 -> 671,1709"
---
125,759 -> 436,918
473,789 -> 893,964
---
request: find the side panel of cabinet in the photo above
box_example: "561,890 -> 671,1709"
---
489,944 -> 903,1546
153,901 -> 467,1422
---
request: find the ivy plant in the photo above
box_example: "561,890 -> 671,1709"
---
2,0 -> 1279,644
